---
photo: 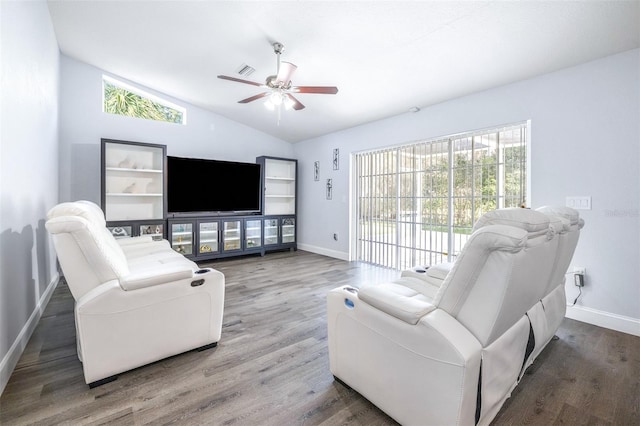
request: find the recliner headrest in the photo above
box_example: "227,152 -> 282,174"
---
536,206 -> 581,227
47,200 -> 106,227
472,208 -> 550,234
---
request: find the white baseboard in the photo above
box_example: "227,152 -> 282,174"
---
297,243 -> 349,261
566,304 -> 640,337
0,273 -> 59,396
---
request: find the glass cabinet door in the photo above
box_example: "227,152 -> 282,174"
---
223,220 -> 242,251
264,218 -> 278,246
198,221 -> 219,254
245,219 -> 262,249
139,223 -> 164,241
171,222 -> 193,255
282,218 -> 295,244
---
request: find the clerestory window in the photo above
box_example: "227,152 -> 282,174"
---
102,75 -> 186,125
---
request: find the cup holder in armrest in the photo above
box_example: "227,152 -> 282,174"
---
195,268 -> 211,275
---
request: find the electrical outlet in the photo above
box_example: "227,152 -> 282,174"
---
573,266 -> 585,287
333,233 -> 338,241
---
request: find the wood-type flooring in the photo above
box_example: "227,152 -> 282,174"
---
1,250 -> 638,425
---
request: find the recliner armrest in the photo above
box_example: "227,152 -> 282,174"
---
359,281 -> 436,324
117,235 -> 155,246
401,262 -> 452,283
119,264 -> 195,290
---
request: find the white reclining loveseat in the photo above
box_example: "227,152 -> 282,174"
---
327,207 -> 583,426
46,200 -> 225,387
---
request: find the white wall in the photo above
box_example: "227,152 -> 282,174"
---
59,55 -> 293,204
0,0 -> 61,394
293,49 -> 640,334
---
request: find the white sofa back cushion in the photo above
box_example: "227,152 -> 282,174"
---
436,209 -> 559,347
46,203 -> 130,299
536,205 -> 585,294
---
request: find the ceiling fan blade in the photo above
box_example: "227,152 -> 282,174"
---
218,75 -> 263,87
285,93 -> 305,110
275,62 -> 297,85
238,92 -> 270,103
291,86 -> 339,94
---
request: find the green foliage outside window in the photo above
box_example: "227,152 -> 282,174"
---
357,132 -> 526,232
103,80 -> 184,124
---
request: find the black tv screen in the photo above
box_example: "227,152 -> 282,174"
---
167,156 -> 261,214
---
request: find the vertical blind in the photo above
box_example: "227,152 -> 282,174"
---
354,122 -> 528,270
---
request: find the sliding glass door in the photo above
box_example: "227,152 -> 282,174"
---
354,122 -> 528,270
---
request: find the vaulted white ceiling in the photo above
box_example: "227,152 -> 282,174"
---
47,0 -> 640,143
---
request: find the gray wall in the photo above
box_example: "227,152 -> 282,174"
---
293,49 -> 640,333
0,0 -> 60,394
59,55 -> 293,204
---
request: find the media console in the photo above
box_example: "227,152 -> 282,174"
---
167,214 -> 296,261
101,139 -> 297,261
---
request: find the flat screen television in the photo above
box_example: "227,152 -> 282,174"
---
167,156 -> 262,215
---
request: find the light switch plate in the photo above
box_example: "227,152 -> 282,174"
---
566,196 -> 591,210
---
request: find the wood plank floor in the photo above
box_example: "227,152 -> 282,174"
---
1,250 -> 638,425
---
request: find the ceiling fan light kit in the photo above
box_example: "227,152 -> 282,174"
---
218,42 -> 338,113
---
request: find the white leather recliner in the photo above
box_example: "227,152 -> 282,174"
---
45,200 -> 225,387
327,207 -> 583,426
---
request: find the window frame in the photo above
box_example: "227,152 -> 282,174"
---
102,75 -> 187,125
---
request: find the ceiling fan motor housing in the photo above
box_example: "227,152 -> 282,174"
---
272,42 -> 285,55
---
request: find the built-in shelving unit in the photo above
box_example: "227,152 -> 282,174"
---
259,157 -> 296,215
101,139 -> 167,239
257,156 -> 297,252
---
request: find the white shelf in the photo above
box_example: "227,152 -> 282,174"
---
265,195 -> 295,198
106,193 -> 163,197
106,167 -> 162,174
172,231 -> 192,237
266,176 -> 295,181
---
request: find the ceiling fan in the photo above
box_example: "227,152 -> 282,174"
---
217,42 -> 338,111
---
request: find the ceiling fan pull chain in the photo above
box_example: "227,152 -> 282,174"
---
277,102 -> 282,126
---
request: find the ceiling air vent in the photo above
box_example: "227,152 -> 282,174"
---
236,64 -> 255,77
